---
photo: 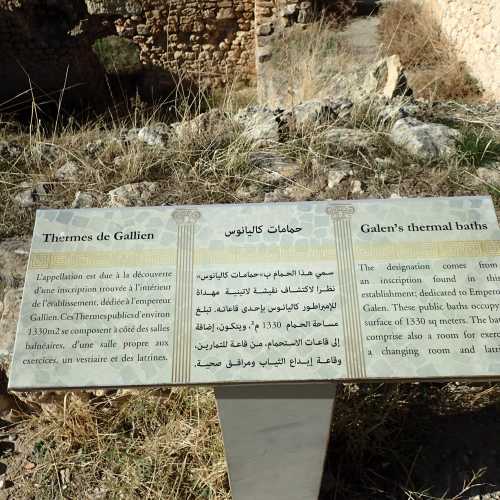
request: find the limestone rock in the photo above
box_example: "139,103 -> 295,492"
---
137,123 -> 170,147
0,289 -> 23,356
235,185 -> 261,202
289,98 -> 352,129
0,237 -> 30,287
475,166 -> 500,186
264,184 -> 311,203
14,182 -> 50,208
364,55 -> 412,99
85,0 -> 143,15
248,151 -> 301,183
325,128 -> 377,150
390,118 -> 460,161
351,179 -> 364,194
55,161 -> 84,182
235,106 -> 280,145
172,109 -> 228,137
327,169 -> 351,188
107,181 -> 160,207
72,191 -> 95,208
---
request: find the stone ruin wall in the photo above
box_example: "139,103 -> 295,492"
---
0,0 -> 308,109
1,0 -> 498,109
0,0 -> 256,109
255,0 -> 313,105
419,0 -> 500,101
87,0 -> 256,87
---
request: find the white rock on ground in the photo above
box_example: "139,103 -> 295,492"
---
235,106 -> 280,145
72,191 -> 95,208
364,55 -> 412,99
55,161 -> 84,182
351,179 -> 364,194
172,109 -> 227,137
248,151 -> 302,183
14,182 -> 50,208
475,166 -> 500,186
137,123 -> 170,146
0,289 -> 23,356
0,237 -> 30,286
288,98 -> 352,129
390,117 -> 460,161
327,169 -> 351,188
107,182 -> 160,207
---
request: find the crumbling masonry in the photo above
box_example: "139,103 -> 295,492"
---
0,0 -> 498,109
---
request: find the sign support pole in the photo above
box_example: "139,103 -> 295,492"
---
215,382 -> 336,500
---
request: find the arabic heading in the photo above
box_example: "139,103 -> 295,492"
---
224,224 -> 302,238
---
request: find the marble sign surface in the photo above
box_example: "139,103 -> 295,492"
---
8,196 -> 500,390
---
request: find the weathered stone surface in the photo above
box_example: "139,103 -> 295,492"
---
137,123 -> 170,147
72,191 -> 95,209
390,118 -> 460,161
14,183 -> 51,208
172,109 -> 228,137
364,55 -> 412,99
475,166 -> 500,186
85,0 -> 142,15
0,289 -> 23,356
236,106 -> 280,145
107,181 -> 160,207
55,161 -> 84,182
289,98 -> 352,129
351,179 -> 364,194
0,238 -> 30,287
325,128 -> 377,150
327,169 -> 351,188
249,151 -> 301,183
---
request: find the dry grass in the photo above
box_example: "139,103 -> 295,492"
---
269,21 -> 360,105
378,1 -> 482,101
12,388 -> 229,499
0,41 -> 499,498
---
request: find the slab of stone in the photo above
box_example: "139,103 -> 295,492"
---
390,117 -> 460,161
235,106 -> 280,145
364,55 -> 412,99
137,123 -> 170,147
7,196 -> 500,390
72,191 -> 95,209
107,181 -> 160,207
55,161 -> 85,182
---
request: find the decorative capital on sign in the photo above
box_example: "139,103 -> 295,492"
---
172,209 -> 201,226
326,205 -> 355,220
